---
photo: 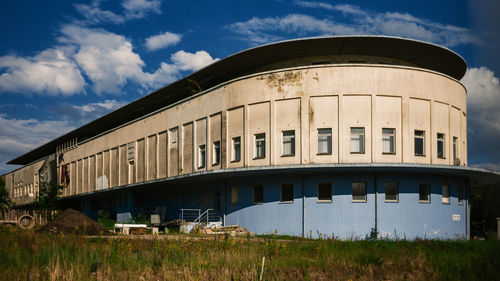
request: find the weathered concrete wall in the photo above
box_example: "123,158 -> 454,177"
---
6,64 -> 467,201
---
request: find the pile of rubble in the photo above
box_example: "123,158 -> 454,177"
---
38,209 -> 110,235
198,225 -> 256,236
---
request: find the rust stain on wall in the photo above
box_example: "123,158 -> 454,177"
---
264,71 -> 304,92
313,72 -> 320,82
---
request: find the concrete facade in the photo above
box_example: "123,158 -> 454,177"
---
3,36 -> 478,239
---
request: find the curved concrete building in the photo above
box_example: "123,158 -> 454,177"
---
3,36 -> 500,239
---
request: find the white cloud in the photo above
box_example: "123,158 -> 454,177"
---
0,115 -> 75,174
74,0 -> 161,25
145,31 -> 182,51
59,24 -> 146,94
122,0 -> 161,19
140,50 -> 219,89
74,1 -> 126,25
462,67 -> 500,169
0,23 -> 216,96
228,2 -> 480,47
170,50 -> 218,71
48,99 -> 128,124
0,48 -> 85,96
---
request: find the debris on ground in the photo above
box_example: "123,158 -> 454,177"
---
198,225 -> 256,236
38,208 -> 110,235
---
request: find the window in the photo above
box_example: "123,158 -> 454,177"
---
453,137 -> 458,162
253,185 -> 263,204
419,183 -> 430,202
317,128 -> 332,154
232,136 -> 241,162
317,183 -> 332,201
198,144 -> 206,168
352,182 -> 367,202
254,133 -> 266,159
414,130 -> 425,156
281,184 -> 294,202
385,182 -> 398,202
282,130 -> 295,156
458,185 -> 463,204
212,141 -> 220,165
230,187 -> 238,206
382,128 -> 395,154
442,184 -> 450,204
350,127 -> 365,153
437,133 -> 445,158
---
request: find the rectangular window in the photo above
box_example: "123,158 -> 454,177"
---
382,128 -> 395,154
437,133 -> 445,158
281,184 -> 294,202
317,128 -> 332,154
198,144 -> 206,168
414,130 -> 425,156
232,136 -> 241,162
254,133 -> 266,159
350,127 -> 365,153
253,185 -> 263,204
282,130 -> 295,156
317,183 -> 332,202
453,136 -> 458,162
458,185 -> 463,204
352,182 -> 367,202
385,182 -> 399,202
442,184 -> 450,204
230,186 -> 238,206
212,141 -> 220,165
419,183 -> 430,202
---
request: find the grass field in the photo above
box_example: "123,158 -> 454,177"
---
0,226 -> 499,281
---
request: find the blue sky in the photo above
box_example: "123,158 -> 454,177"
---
0,0 -> 499,174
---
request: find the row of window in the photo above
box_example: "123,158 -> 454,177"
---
218,128 -> 460,164
197,141 -> 221,168
230,182 -> 464,205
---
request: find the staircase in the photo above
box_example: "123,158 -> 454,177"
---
178,208 -> 222,233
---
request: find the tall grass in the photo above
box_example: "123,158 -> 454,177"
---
0,226 -> 499,281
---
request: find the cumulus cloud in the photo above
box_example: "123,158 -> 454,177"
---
59,24 -> 146,94
145,31 -> 182,51
228,2 -> 480,47
170,50 -> 219,71
0,48 -> 85,96
462,67 -> 500,171
0,24 -> 217,96
0,115 -> 75,174
74,0 -> 161,25
47,99 -> 128,124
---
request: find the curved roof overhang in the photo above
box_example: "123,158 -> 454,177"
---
57,164 -> 500,201
8,36 -> 467,165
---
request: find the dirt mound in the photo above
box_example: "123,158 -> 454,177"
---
38,209 -> 110,235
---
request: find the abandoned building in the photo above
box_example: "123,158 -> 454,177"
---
3,36 -> 500,239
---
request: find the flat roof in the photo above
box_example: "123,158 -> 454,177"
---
8,36 -> 467,165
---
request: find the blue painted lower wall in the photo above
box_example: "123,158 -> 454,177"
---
77,170 -> 469,240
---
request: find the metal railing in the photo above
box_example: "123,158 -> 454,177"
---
179,209 -> 201,222
194,208 -> 213,224
179,208 -> 222,226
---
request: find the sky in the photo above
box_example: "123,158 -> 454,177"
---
0,0 -> 499,174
